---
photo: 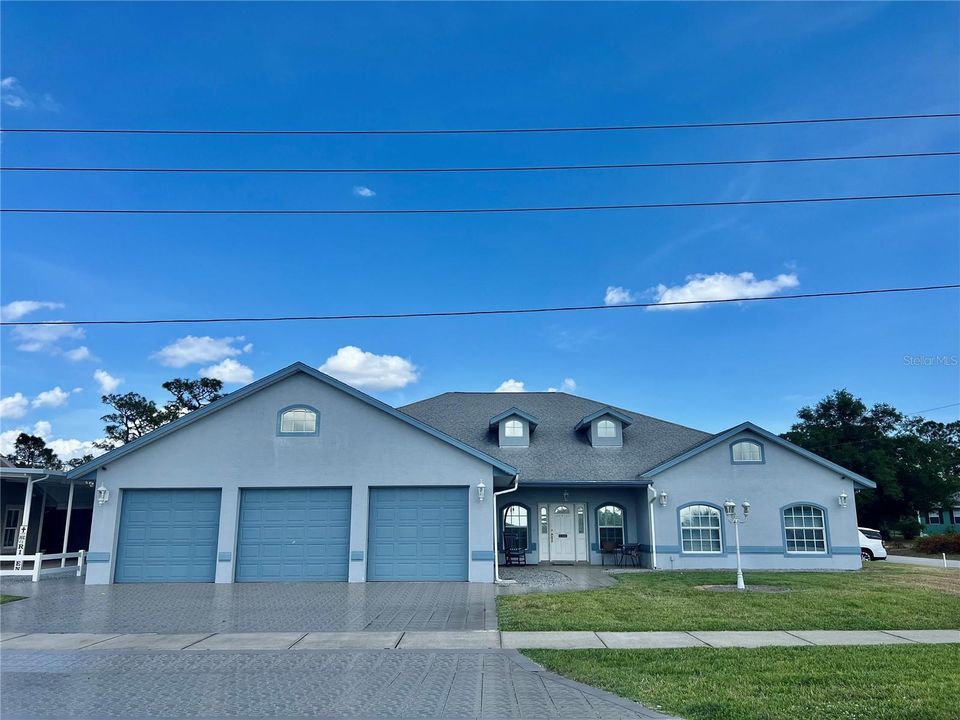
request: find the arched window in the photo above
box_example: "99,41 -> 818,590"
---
680,504 -> 722,553
504,419 -> 524,437
503,504 -> 529,550
597,504 -> 624,547
731,439 -> 763,463
597,419 -> 617,438
783,504 -> 827,553
278,406 -> 319,435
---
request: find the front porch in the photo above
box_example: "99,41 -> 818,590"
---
496,482 -> 656,569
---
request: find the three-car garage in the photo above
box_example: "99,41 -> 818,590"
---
112,485 -> 470,583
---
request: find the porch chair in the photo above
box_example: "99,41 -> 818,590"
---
599,540 -> 622,566
502,534 -> 527,566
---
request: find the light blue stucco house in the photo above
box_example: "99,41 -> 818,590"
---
73,362 -> 875,585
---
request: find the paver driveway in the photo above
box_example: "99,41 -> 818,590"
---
1,649 -> 671,719
0,576 -> 496,632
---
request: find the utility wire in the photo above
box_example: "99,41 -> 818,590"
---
2,150 -> 957,175
2,191 -> 957,216
2,112 -> 957,136
1,284 -> 956,328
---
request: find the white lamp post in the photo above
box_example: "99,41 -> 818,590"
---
723,499 -> 750,591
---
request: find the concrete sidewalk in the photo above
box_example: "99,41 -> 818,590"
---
2,628 -> 957,651
886,554 -> 960,569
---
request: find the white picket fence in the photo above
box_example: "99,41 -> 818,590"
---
0,550 -> 86,581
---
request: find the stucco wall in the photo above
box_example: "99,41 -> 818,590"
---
85,372 -> 498,584
646,430 -> 862,570
496,486 -> 648,565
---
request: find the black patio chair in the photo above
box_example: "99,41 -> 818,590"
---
502,535 -> 527,566
620,543 -> 641,567
599,540 -> 622,566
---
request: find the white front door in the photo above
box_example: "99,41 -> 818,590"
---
549,504 -> 576,562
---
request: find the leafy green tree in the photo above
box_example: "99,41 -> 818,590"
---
784,390 -> 960,529
4,433 -> 63,470
97,377 -> 225,450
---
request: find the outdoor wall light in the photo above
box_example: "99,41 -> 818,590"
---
476,480 -> 486,502
96,485 -> 110,506
659,490 -> 668,507
838,492 -> 848,508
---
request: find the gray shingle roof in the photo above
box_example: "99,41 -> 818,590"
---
400,392 -> 713,482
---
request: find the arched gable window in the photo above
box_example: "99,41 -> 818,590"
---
503,504 -> 529,550
679,504 -> 722,553
277,405 -> 319,435
597,504 -> 625,548
504,419 -> 524,437
783,504 -> 828,553
731,439 -> 764,464
597,419 -> 617,438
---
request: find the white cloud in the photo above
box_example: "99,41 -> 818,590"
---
604,286 -> 636,306
12,324 -> 85,353
353,185 -> 376,198
648,271 -> 800,310
65,346 -> 93,361
32,386 -> 80,409
0,300 -> 64,322
153,335 -> 251,368
547,378 -> 578,392
0,77 -> 60,111
0,421 -> 102,463
319,346 -> 418,391
0,393 -> 29,419
94,369 -> 122,394
495,379 -> 526,392
200,358 -> 254,385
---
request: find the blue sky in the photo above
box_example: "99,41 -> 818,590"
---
2,2 -> 958,460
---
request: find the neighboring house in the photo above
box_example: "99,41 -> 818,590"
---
1,457 -> 94,561
72,362 -> 874,585
919,494 -> 960,535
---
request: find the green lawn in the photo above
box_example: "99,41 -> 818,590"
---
498,564 -> 960,631
526,645 -> 960,720
0,595 -> 25,604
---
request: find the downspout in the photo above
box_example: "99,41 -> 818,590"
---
492,474 -> 520,583
647,484 -> 658,570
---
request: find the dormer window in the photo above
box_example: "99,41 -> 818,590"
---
277,405 -> 319,436
489,407 -> 539,448
575,407 -> 632,448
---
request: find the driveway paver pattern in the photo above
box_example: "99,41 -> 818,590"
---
0,576 -> 496,632
1,649 -> 672,719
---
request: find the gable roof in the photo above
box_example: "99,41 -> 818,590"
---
400,392 -> 712,482
640,421 -> 876,489
489,407 -> 540,430
67,362 -> 518,479
574,406 -> 634,431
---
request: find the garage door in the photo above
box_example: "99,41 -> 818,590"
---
368,487 -> 468,581
235,488 -> 351,582
115,489 -> 221,583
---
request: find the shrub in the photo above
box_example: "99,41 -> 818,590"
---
890,517 -> 922,540
915,532 -> 960,555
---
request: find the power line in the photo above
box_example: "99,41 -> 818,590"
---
2,191 -> 957,216
1,112 -> 957,136
1,284 -> 956,328
2,150 -> 957,175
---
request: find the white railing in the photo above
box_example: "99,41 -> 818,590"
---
0,550 -> 86,581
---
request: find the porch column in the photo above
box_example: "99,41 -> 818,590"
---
35,487 -> 47,553
13,479 -> 36,571
61,481 -> 76,567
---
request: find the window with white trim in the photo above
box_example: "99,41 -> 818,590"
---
279,407 -> 317,434
2,507 -> 22,548
927,510 -> 943,525
731,440 -> 763,463
680,505 -> 722,553
597,419 -> 617,438
504,419 -> 524,437
952,508 -> 960,525
783,504 -> 827,553
597,505 -> 624,547
503,505 -> 529,550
